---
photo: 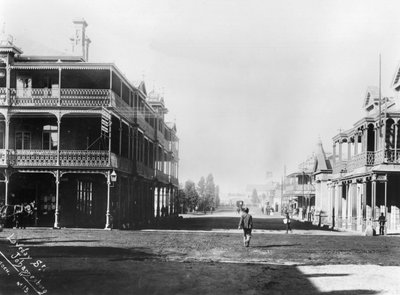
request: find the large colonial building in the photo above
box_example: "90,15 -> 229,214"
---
0,19 -> 179,229
314,83 -> 400,233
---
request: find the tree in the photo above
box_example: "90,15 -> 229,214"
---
197,177 -> 205,199
176,188 -> 187,214
196,174 -> 220,212
183,180 -> 199,212
215,185 -> 220,208
197,176 -> 206,211
205,174 -> 216,210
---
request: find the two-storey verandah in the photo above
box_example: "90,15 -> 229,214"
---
283,171 -> 315,218
327,106 -> 400,233
0,61 -> 179,229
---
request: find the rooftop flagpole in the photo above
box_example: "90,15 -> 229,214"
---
379,54 -> 382,138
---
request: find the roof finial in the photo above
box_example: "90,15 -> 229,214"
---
0,21 -> 15,46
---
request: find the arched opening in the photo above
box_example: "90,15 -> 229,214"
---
367,124 -> 375,152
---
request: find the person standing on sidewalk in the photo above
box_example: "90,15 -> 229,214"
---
284,211 -> 293,234
238,207 -> 253,247
378,213 -> 386,235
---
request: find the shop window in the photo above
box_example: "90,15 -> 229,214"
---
76,180 -> 93,215
42,125 -> 58,150
15,131 -> 31,150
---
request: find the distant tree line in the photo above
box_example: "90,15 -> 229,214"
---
176,174 -> 220,214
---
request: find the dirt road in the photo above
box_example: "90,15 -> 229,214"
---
0,209 -> 399,294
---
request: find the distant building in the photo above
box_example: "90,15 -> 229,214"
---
282,155 -> 315,218
246,182 -> 281,213
0,19 -> 179,229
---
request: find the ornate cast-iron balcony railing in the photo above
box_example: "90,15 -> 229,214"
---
61,89 -> 110,107
333,150 -> 393,174
384,149 -> 400,163
9,149 -> 109,167
59,150 -> 109,167
7,88 -> 163,141
0,88 -> 8,105
12,150 -> 58,166
11,88 -> 110,107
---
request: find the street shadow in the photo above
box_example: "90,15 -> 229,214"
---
0,254 -> 381,295
253,243 -> 302,248
28,245 -> 160,260
0,242 -> 382,295
305,273 -> 350,278
15,239 -> 99,245
323,292 -> 377,294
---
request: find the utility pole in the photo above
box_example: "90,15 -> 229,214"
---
302,171 -> 305,220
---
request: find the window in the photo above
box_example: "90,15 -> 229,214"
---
0,131 -> 4,149
15,131 -> 31,150
76,180 -> 93,215
42,125 -> 58,150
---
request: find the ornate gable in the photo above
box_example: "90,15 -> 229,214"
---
313,140 -> 332,174
363,86 -> 379,113
392,62 -> 400,91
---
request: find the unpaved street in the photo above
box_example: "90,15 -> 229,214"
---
0,209 -> 399,294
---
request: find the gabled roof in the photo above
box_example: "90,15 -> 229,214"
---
132,80 -> 147,96
392,61 -> 400,91
363,86 -> 379,109
313,140 -> 332,173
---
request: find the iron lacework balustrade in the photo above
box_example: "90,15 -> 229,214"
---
5,149 -> 110,167
333,150 -> 396,173
10,88 -> 111,107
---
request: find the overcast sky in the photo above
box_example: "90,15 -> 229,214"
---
2,0 -> 400,194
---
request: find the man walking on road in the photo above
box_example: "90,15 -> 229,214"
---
238,207 -> 253,247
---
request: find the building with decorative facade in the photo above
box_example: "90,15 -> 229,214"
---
0,19 -> 179,229
314,83 -> 400,233
282,155 -> 315,217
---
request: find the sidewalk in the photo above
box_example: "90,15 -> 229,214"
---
290,214 -> 400,236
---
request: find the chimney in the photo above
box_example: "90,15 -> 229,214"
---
70,18 -> 89,61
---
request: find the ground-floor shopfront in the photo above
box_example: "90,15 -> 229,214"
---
0,168 -> 178,229
326,172 -> 400,233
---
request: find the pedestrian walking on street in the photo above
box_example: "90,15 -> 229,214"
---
284,212 -> 292,234
238,207 -> 253,247
378,213 -> 386,235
